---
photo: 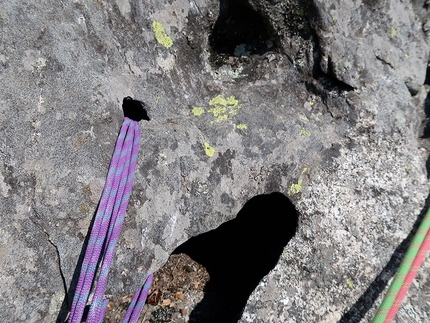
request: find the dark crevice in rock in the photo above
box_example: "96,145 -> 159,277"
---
288,0 -> 355,93
375,55 -> 394,69
299,1 -> 356,93
207,0 -> 355,96
421,92 -> 430,141
46,235 -> 69,307
173,192 -> 298,323
406,83 -> 420,96
29,212 -> 69,321
305,81 -> 356,122
422,90 -> 430,178
209,0 -> 279,58
338,195 -> 430,323
424,91 -> 430,117
122,96 -> 151,122
425,62 -> 430,85
425,155 -> 430,179
310,46 -> 356,93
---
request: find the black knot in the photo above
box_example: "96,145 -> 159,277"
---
122,96 -> 150,121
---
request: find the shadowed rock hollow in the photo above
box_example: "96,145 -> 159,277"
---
0,0 -> 429,322
174,192 -> 298,323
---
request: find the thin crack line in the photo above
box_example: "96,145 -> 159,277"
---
375,55 -> 394,69
46,234 -> 69,306
29,212 -> 69,308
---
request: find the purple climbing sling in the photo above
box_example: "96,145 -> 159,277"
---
68,98 -> 152,323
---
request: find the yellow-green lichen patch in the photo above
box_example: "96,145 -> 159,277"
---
192,107 -> 205,116
152,21 -> 173,48
346,278 -> 354,289
192,95 -> 243,122
301,167 -> 307,174
208,106 -> 228,121
299,129 -> 311,136
208,95 -> 242,122
209,95 -> 238,106
204,142 -> 215,157
391,26 -> 397,37
237,124 -> 248,130
299,115 -> 309,121
288,178 -> 303,195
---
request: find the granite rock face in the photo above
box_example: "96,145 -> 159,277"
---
0,0 -> 429,322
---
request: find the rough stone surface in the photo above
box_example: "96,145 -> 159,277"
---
0,0 -> 429,322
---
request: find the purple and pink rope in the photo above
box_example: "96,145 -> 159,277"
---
68,116 -> 152,323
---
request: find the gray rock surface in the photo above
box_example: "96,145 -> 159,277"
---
0,0 -> 429,322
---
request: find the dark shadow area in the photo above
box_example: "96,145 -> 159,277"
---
209,0 -> 279,57
122,96 -> 150,122
421,92 -> 430,139
426,155 -> 430,180
424,62 -> 430,85
174,192 -> 299,323
420,92 -> 430,179
338,195 -> 430,323
295,0 -> 355,93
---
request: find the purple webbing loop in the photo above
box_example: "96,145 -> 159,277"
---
68,117 -> 150,323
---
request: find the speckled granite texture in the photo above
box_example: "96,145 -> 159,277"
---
0,0 -> 429,322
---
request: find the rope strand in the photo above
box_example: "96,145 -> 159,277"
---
68,118 -> 152,323
384,227 -> 430,322
69,119 -> 134,323
122,274 -> 154,323
372,208 -> 430,323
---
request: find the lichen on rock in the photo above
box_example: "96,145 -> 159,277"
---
0,0 -> 429,322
